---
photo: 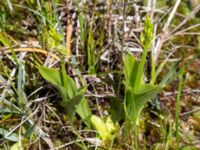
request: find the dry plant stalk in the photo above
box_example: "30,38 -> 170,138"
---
0,47 -> 60,60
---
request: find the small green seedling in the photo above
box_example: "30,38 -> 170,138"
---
46,27 -> 66,55
90,115 -> 119,143
39,64 -> 91,127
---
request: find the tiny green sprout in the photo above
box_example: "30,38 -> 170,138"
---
90,115 -> 119,143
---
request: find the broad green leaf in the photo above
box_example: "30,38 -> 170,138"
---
60,87 -> 87,120
109,97 -> 124,122
134,84 -> 162,118
57,86 -> 71,101
124,84 -> 161,123
90,115 -> 111,141
76,97 -> 92,127
124,54 -> 138,88
124,88 -> 136,122
0,128 -> 18,142
134,84 -> 161,95
39,66 -> 61,85
10,142 -> 24,150
39,66 -> 76,99
123,53 -> 162,123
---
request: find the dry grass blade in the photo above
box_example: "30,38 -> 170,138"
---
1,48 -> 60,60
66,13 -> 72,60
153,0 -> 181,61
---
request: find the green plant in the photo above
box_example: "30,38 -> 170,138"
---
45,26 -> 66,55
91,115 -> 111,141
78,6 -> 99,74
0,128 -> 19,142
90,115 -> 119,149
39,64 -> 91,127
123,15 -> 182,149
25,0 -> 65,57
87,22 -> 96,74
123,16 -> 162,149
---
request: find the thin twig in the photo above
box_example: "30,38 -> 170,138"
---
181,108 -> 200,116
1,48 -> 59,60
163,0 -> 181,32
154,0 -> 181,61
170,4 -> 200,34
5,105 -> 40,138
6,0 -> 13,11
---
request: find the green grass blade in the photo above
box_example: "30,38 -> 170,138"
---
175,68 -> 184,148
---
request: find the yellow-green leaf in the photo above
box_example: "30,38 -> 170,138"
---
91,115 -> 111,141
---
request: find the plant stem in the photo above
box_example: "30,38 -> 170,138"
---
175,68 -> 184,148
133,121 -> 139,150
134,45 -> 148,90
150,51 -> 156,84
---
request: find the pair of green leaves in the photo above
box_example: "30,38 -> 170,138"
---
39,65 -> 119,142
124,54 -> 162,124
124,16 -> 179,149
124,16 -> 162,124
39,65 -> 91,127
